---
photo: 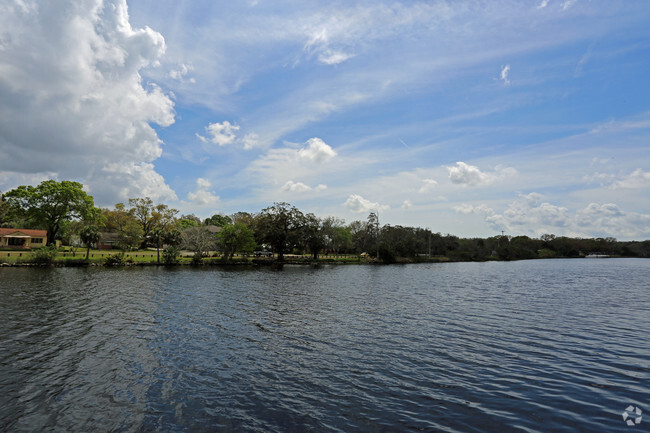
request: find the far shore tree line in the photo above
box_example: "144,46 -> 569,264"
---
1,180 -> 649,263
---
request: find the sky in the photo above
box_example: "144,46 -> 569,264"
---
1,0 -> 650,240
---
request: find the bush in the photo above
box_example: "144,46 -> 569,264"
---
104,252 -> 125,266
31,245 -> 58,265
162,246 -> 180,265
191,252 -> 203,265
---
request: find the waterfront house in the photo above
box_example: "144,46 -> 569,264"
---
0,228 -> 47,249
97,232 -> 120,250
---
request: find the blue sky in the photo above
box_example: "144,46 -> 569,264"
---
1,0 -> 649,239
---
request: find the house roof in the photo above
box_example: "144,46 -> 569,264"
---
0,228 -> 47,237
99,232 -> 121,242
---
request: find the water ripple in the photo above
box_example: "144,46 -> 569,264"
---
1,260 -> 649,432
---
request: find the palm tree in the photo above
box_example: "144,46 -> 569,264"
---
79,225 -> 101,260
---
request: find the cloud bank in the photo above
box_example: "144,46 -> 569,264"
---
0,0 -> 176,204
457,193 -> 650,239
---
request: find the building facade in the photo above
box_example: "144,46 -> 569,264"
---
0,228 -> 47,249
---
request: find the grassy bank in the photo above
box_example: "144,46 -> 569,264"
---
0,249 -> 367,267
0,248 -> 632,268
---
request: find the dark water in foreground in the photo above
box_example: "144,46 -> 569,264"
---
1,259 -> 649,432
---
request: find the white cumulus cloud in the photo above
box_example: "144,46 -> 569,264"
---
187,177 -> 220,205
197,121 -> 240,146
344,194 -> 388,213
447,162 -> 516,186
281,181 -> 328,193
282,181 -> 312,193
0,0 -> 176,205
298,137 -> 337,163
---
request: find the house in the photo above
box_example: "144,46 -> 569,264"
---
97,232 -> 120,250
0,228 -> 47,249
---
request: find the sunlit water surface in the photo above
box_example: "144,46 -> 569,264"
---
1,259 -> 649,432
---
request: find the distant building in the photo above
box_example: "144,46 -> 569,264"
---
0,228 -> 47,249
97,232 -> 120,250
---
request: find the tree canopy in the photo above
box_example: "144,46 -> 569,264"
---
3,180 -> 98,245
217,222 -> 256,260
128,197 -> 178,248
204,214 -> 232,227
255,202 -> 305,261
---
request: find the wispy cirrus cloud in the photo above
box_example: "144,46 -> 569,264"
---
500,64 -> 511,85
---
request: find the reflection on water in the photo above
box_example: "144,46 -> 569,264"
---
1,259 -> 649,432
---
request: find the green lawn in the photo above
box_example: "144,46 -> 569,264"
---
0,249 -> 170,264
0,249 -> 366,265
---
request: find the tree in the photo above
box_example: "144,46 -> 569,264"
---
177,214 -> 201,229
230,212 -> 255,226
128,197 -> 178,249
150,227 -> 165,264
164,228 -> 183,247
367,212 -> 380,257
150,227 -> 183,264
217,222 -> 256,260
255,202 -> 305,261
302,213 -> 325,260
182,226 -> 215,257
204,214 -> 232,227
0,192 -> 9,225
321,217 -> 352,253
79,225 -> 101,260
102,204 -> 143,251
348,220 -> 372,253
161,228 -> 183,265
3,180 -> 98,245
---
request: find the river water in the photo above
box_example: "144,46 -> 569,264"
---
1,259 -> 648,432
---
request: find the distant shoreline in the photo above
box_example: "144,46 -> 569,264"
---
1,254 -> 644,268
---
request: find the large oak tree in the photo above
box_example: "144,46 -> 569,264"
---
4,180 -> 98,245
255,202 -> 305,261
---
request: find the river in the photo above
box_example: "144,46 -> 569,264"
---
1,259 -> 648,432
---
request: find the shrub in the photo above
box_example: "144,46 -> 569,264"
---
31,245 -> 58,265
162,246 -> 180,265
104,252 -> 125,266
191,252 -> 203,265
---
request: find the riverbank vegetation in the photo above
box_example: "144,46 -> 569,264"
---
2,180 -> 649,267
